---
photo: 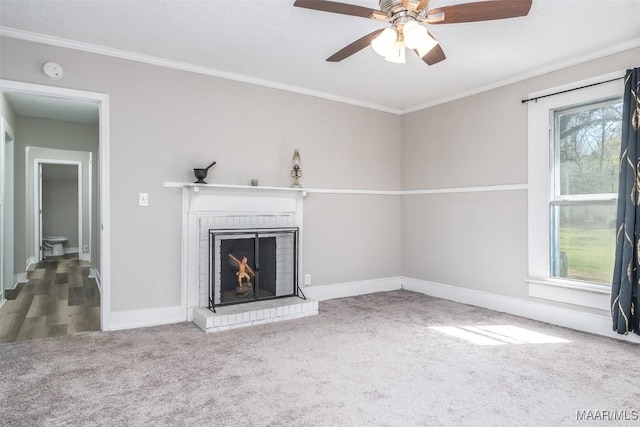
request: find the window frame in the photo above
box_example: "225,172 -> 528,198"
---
527,70 -> 624,309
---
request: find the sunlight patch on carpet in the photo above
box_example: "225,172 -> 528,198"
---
429,325 -> 571,345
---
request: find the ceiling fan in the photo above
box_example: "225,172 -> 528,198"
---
293,0 -> 533,65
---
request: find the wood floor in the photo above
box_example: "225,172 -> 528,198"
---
0,254 -> 100,343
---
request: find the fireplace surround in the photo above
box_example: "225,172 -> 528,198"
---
174,183 -> 316,331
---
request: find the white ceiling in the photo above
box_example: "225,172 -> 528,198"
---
1,0 -> 640,113
4,92 -> 99,124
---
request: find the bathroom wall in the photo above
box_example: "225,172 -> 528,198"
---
14,116 -> 98,270
42,164 -> 79,250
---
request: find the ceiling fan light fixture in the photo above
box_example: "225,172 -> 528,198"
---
402,20 -> 427,50
415,32 -> 439,57
384,40 -> 406,64
371,27 -> 397,57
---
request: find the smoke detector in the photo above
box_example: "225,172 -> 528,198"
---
43,62 -> 64,80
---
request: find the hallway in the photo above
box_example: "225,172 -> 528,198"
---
0,254 -> 100,343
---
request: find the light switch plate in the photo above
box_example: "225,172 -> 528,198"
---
139,192 -> 149,206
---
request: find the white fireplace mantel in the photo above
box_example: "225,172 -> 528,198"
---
173,182 -> 305,321
163,181 -> 402,195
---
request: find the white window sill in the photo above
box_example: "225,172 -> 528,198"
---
527,279 -> 610,311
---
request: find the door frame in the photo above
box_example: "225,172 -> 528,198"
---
0,116 -> 15,306
34,160 -> 83,262
0,79 -> 111,331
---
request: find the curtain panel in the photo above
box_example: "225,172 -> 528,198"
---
612,67 -> 640,335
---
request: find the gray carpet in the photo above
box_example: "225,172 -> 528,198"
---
1,290 -> 639,426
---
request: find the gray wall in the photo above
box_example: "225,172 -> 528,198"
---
5,34 -> 631,317
0,36 -> 402,312
401,47 -> 640,314
42,167 -> 79,248
13,116 -> 99,270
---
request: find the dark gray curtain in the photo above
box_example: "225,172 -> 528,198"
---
612,67 -> 640,335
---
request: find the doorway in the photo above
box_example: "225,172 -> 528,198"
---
37,162 -> 83,262
0,79 -> 110,333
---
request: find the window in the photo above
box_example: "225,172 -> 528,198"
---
550,98 -> 621,284
528,71 -> 624,309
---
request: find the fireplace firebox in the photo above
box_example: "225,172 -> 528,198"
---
209,228 -> 299,310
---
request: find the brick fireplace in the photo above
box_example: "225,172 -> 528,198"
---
179,184 -> 317,332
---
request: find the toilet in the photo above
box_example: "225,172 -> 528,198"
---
43,236 -> 68,257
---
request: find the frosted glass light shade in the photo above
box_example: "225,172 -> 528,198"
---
371,28 -> 397,57
384,40 -> 406,64
415,31 -> 439,58
403,20 -> 428,50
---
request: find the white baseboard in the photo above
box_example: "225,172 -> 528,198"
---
26,256 -> 37,271
402,277 -> 640,344
64,247 -> 79,254
302,277 -> 402,301
109,305 -> 187,331
89,268 -> 101,293
102,275 -> 640,343
4,273 -> 27,291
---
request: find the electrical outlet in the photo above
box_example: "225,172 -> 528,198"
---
139,192 -> 149,206
304,274 -> 311,286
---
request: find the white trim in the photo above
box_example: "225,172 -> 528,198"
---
0,116 -> 15,306
164,182 -> 526,196
33,158 -> 84,263
0,79 -> 111,331
3,272 -> 26,291
402,38 -> 640,113
528,280 -> 609,311
402,277 -> 640,344
89,267 -> 101,293
26,256 -> 37,271
98,95 -> 111,331
15,272 -> 27,284
109,306 -> 186,331
302,277 -> 402,301
304,188 -> 401,195
0,27 -> 401,115
402,183 -> 527,195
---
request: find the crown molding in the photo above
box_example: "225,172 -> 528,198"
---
0,26 -> 402,115
401,37 -> 640,114
2,27 -> 638,116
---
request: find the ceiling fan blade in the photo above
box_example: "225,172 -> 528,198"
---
326,29 -> 384,62
415,0 -> 431,12
415,32 -> 446,65
294,0 -> 385,19
426,0 -> 532,24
